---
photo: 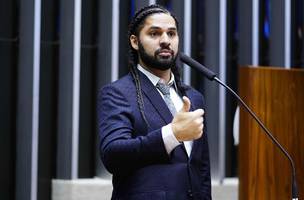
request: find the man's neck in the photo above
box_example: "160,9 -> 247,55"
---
139,61 -> 171,83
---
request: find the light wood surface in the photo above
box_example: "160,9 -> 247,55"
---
238,66 -> 304,199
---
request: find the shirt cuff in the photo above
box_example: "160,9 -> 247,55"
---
161,124 -> 180,155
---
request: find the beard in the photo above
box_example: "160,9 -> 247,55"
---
138,41 -> 177,71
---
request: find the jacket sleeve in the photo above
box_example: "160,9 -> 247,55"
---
98,85 -> 169,174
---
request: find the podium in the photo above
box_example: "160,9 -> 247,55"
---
238,66 -> 304,199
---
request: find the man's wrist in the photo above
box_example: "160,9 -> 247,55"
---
161,124 -> 180,154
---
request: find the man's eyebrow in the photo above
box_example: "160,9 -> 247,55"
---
148,26 -> 177,31
168,27 -> 177,31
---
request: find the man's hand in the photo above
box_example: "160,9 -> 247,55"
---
171,96 -> 204,141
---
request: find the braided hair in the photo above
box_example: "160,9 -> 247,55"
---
128,4 -> 187,127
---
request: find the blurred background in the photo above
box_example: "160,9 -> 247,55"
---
1,0 -> 304,199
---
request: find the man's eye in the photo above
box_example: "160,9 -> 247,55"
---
149,32 -> 158,37
168,32 -> 176,37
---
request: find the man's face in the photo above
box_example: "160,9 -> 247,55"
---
131,13 -> 179,71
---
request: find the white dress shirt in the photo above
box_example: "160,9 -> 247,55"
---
137,65 -> 193,157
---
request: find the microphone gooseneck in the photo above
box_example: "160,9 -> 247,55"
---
179,53 -> 299,199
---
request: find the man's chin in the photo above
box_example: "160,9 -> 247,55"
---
152,57 -> 176,70
151,62 -> 173,71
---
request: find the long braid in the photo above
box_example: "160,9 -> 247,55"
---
128,4 -> 186,127
130,65 -> 150,127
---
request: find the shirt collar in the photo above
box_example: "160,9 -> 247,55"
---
137,64 -> 175,87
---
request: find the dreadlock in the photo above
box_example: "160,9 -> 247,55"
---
128,4 -> 187,127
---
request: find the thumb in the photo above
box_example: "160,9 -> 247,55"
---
181,96 -> 191,112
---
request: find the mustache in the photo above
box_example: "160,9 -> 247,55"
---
155,47 -> 174,56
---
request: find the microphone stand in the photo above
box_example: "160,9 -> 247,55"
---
214,77 -> 298,200
179,53 -> 299,199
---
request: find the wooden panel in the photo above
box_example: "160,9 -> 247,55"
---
239,66 -> 304,199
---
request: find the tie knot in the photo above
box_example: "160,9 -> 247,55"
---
156,81 -> 170,95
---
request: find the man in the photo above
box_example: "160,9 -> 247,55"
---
98,4 -> 211,200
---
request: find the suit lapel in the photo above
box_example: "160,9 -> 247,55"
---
138,71 -> 173,124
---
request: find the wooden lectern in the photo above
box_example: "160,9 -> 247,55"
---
238,66 -> 304,199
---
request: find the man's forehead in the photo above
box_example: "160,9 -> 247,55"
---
143,13 -> 177,30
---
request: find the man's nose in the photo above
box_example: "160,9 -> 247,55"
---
159,33 -> 170,46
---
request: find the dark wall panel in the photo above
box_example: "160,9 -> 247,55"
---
238,0 -> 253,66
269,0 -> 285,66
95,0 -> 114,177
78,0 -> 98,178
0,1 -> 18,199
38,0 -> 59,199
15,0 -> 38,198
119,0 -> 131,77
226,0 -> 239,177
56,0 -> 77,179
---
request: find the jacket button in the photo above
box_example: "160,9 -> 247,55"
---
188,189 -> 193,198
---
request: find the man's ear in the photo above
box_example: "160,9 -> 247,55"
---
130,35 -> 139,50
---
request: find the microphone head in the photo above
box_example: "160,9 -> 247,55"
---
179,53 -> 216,80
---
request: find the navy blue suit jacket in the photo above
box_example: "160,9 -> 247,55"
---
98,71 -> 211,200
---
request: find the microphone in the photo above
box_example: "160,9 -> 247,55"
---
179,53 -> 299,200
179,53 -> 216,80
